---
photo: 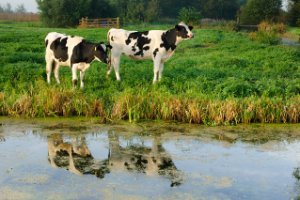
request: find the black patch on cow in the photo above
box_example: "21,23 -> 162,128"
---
125,31 -> 151,57
153,48 -> 159,57
132,45 -> 137,52
45,39 -> 48,47
50,37 -> 69,62
160,29 -> 177,51
71,40 -> 108,65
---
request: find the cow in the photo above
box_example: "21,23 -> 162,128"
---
107,22 -> 194,83
47,131 -> 183,187
45,32 -> 111,88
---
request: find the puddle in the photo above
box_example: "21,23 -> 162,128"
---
281,37 -> 300,46
0,119 -> 300,199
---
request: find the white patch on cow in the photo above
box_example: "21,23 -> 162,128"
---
100,43 -> 106,52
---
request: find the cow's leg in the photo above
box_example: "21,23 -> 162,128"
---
53,62 -> 60,84
153,56 -> 161,84
46,59 -> 53,84
79,63 -> 90,89
106,62 -> 113,79
159,62 -> 164,82
80,71 -> 85,89
72,64 -> 78,87
111,56 -> 121,81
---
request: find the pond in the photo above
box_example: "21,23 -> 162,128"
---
0,118 -> 300,200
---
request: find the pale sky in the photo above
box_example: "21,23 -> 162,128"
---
0,0 -> 290,14
1,0 -> 38,13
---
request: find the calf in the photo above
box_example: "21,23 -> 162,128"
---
45,32 -> 111,88
107,22 -> 194,83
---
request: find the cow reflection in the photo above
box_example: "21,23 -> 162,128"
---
47,132 -> 182,187
48,134 -> 95,175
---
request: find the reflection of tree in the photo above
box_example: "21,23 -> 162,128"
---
47,131 -> 183,187
293,167 -> 300,199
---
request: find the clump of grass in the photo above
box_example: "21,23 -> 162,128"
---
249,21 -> 284,45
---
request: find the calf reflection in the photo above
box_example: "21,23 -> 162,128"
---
47,131 -> 182,187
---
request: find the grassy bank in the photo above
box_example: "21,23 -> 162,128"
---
0,22 -> 299,124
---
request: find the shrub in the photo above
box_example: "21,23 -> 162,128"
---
249,21 -> 282,45
178,7 -> 201,26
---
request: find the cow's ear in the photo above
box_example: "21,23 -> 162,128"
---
188,26 -> 194,31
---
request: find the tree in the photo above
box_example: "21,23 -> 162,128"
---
125,0 -> 145,23
87,0 -> 114,18
178,7 -> 201,25
15,4 -> 27,13
287,0 -> 300,26
145,0 -> 160,22
160,0 -> 196,19
4,3 -> 13,13
37,0 -> 113,27
240,0 -> 282,24
199,0 -> 240,20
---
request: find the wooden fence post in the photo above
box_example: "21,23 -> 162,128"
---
117,17 -> 120,28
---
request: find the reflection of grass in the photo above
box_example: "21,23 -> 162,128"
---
0,22 -> 299,124
285,27 -> 300,41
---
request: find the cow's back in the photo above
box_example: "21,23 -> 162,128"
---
108,28 -> 164,59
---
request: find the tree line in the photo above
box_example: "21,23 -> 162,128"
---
36,0 -> 300,27
0,3 -> 27,13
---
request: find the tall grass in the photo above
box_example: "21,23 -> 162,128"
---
0,22 -> 299,124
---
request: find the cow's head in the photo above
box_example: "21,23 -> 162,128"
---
175,22 -> 194,40
94,43 -> 112,64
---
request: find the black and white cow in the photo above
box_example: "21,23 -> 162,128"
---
107,22 -> 194,83
45,32 -> 111,88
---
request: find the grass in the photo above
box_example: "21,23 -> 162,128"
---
0,22 -> 299,124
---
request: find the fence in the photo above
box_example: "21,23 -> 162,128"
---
79,17 -> 120,28
0,13 -> 39,22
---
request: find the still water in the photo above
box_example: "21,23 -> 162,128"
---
0,119 -> 300,200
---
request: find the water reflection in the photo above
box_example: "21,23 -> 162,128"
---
47,130 -> 182,187
1,120 -> 300,199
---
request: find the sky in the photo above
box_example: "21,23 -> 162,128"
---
0,0 -> 290,14
1,0 -> 38,13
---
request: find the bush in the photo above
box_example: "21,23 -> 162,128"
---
178,7 -> 201,26
200,19 -> 237,31
249,21 -> 283,45
239,0 -> 282,25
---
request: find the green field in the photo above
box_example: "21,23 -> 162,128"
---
0,22 -> 299,124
